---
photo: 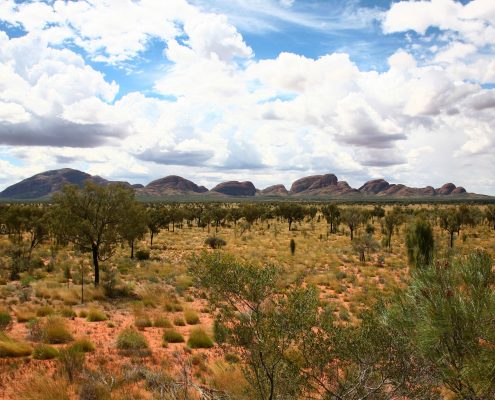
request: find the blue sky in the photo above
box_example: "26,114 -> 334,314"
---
0,0 -> 494,194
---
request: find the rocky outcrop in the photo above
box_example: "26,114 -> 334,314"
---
436,183 -> 457,195
210,181 -> 256,196
261,184 -> 288,196
290,174 -> 338,193
0,168 -> 117,200
359,179 -> 390,194
140,175 -> 208,196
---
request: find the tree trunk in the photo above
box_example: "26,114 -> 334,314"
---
450,231 -> 454,248
350,226 -> 354,241
288,219 -> 292,231
150,231 -> 154,246
92,244 -> 100,286
130,240 -> 134,259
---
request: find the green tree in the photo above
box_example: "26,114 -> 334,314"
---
388,251 -> 495,399
52,182 -> 137,286
120,203 -> 147,258
439,208 -> 461,248
485,205 -> 495,230
383,207 -> 404,250
341,207 -> 363,241
276,203 -> 305,231
406,218 -> 434,268
321,203 -> 340,234
146,207 -> 164,246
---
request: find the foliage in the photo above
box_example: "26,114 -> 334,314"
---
58,345 -> 85,382
86,308 -> 107,322
184,310 -> 200,325
406,218 -> 435,268
187,327 -> 214,349
41,316 -> 74,344
0,309 -> 12,330
0,332 -> 32,357
70,337 -> 95,353
33,343 -> 59,359
204,236 -> 227,249
135,249 -> 150,260
117,328 -> 150,352
162,329 -> 184,344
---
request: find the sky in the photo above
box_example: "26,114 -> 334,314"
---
0,0 -> 494,194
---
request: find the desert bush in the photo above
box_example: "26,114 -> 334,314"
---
162,329 -> 184,344
0,309 -> 12,330
116,328 -> 150,354
184,310 -> 200,325
204,237 -> 227,249
290,238 -> 296,255
70,337 -> 95,353
15,308 -> 36,323
33,343 -> 59,359
59,307 -> 76,318
36,305 -> 54,317
58,345 -> 85,382
79,380 -> 111,400
79,310 -> 88,318
0,332 -> 32,357
135,249 -> 150,261
18,373 -> 69,400
134,315 -> 152,330
153,316 -> 172,328
187,328 -> 214,349
213,317 -> 228,345
173,316 -> 186,326
86,308 -> 107,322
42,316 -> 73,344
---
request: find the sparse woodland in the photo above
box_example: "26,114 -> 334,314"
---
0,183 -> 494,399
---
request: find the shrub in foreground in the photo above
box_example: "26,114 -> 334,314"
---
42,316 -> 73,344
86,308 -> 107,322
184,310 -> 200,325
0,332 -> 32,357
117,328 -> 150,356
162,329 -> 184,345
33,344 -> 59,360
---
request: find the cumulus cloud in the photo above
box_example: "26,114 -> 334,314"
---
136,147 -> 214,166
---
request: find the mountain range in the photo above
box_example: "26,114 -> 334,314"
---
0,168 -> 488,200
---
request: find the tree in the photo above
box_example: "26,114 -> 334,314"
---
352,231 -> 379,262
53,182 -> 137,286
439,208 -> 461,248
383,207 -> 404,250
341,207 -> 363,241
120,203 -> 147,258
485,205 -> 495,230
321,203 -> 340,234
146,207 -> 164,246
406,218 -> 434,268
388,251 -> 495,399
276,203 -> 305,231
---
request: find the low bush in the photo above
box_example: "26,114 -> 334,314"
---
18,373 -> 69,400
187,328 -> 214,349
0,332 -> 32,357
58,346 -> 85,383
162,329 -> 184,344
117,328 -> 149,352
204,237 -> 227,249
59,307 -> 76,318
33,344 -> 59,360
86,308 -> 107,322
173,316 -> 186,326
79,380 -> 111,400
0,309 -> 12,330
135,249 -> 150,261
134,315 -> 152,330
42,316 -> 73,344
184,310 -> 200,325
153,316 -> 172,328
36,305 -> 54,317
70,338 -> 95,353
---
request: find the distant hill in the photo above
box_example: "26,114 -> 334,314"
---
0,168 -> 490,201
0,168 -> 133,200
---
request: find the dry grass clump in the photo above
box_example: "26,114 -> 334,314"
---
116,328 -> 150,356
15,307 -> 36,323
184,310 -> 200,325
33,343 -> 59,359
134,314 -> 152,330
187,327 -> 214,349
29,316 -> 73,344
153,315 -> 172,328
173,316 -> 186,326
70,337 -> 95,353
162,329 -> 184,345
86,307 -> 107,322
0,332 -> 32,357
0,308 -> 12,330
17,373 -> 69,400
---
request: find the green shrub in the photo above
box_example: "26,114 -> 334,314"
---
86,308 -> 107,322
173,316 -> 186,326
135,250 -> 150,261
162,329 -> 184,344
0,309 -> 12,331
184,310 -> 200,325
134,315 -> 152,330
0,332 -> 32,357
116,328 -> 149,351
154,316 -> 172,328
18,373 -> 69,400
70,338 -> 95,353
42,316 -> 73,344
187,328 -> 214,349
204,237 -> 227,249
33,344 -> 59,360
78,310 -> 88,318
213,317 -> 228,345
